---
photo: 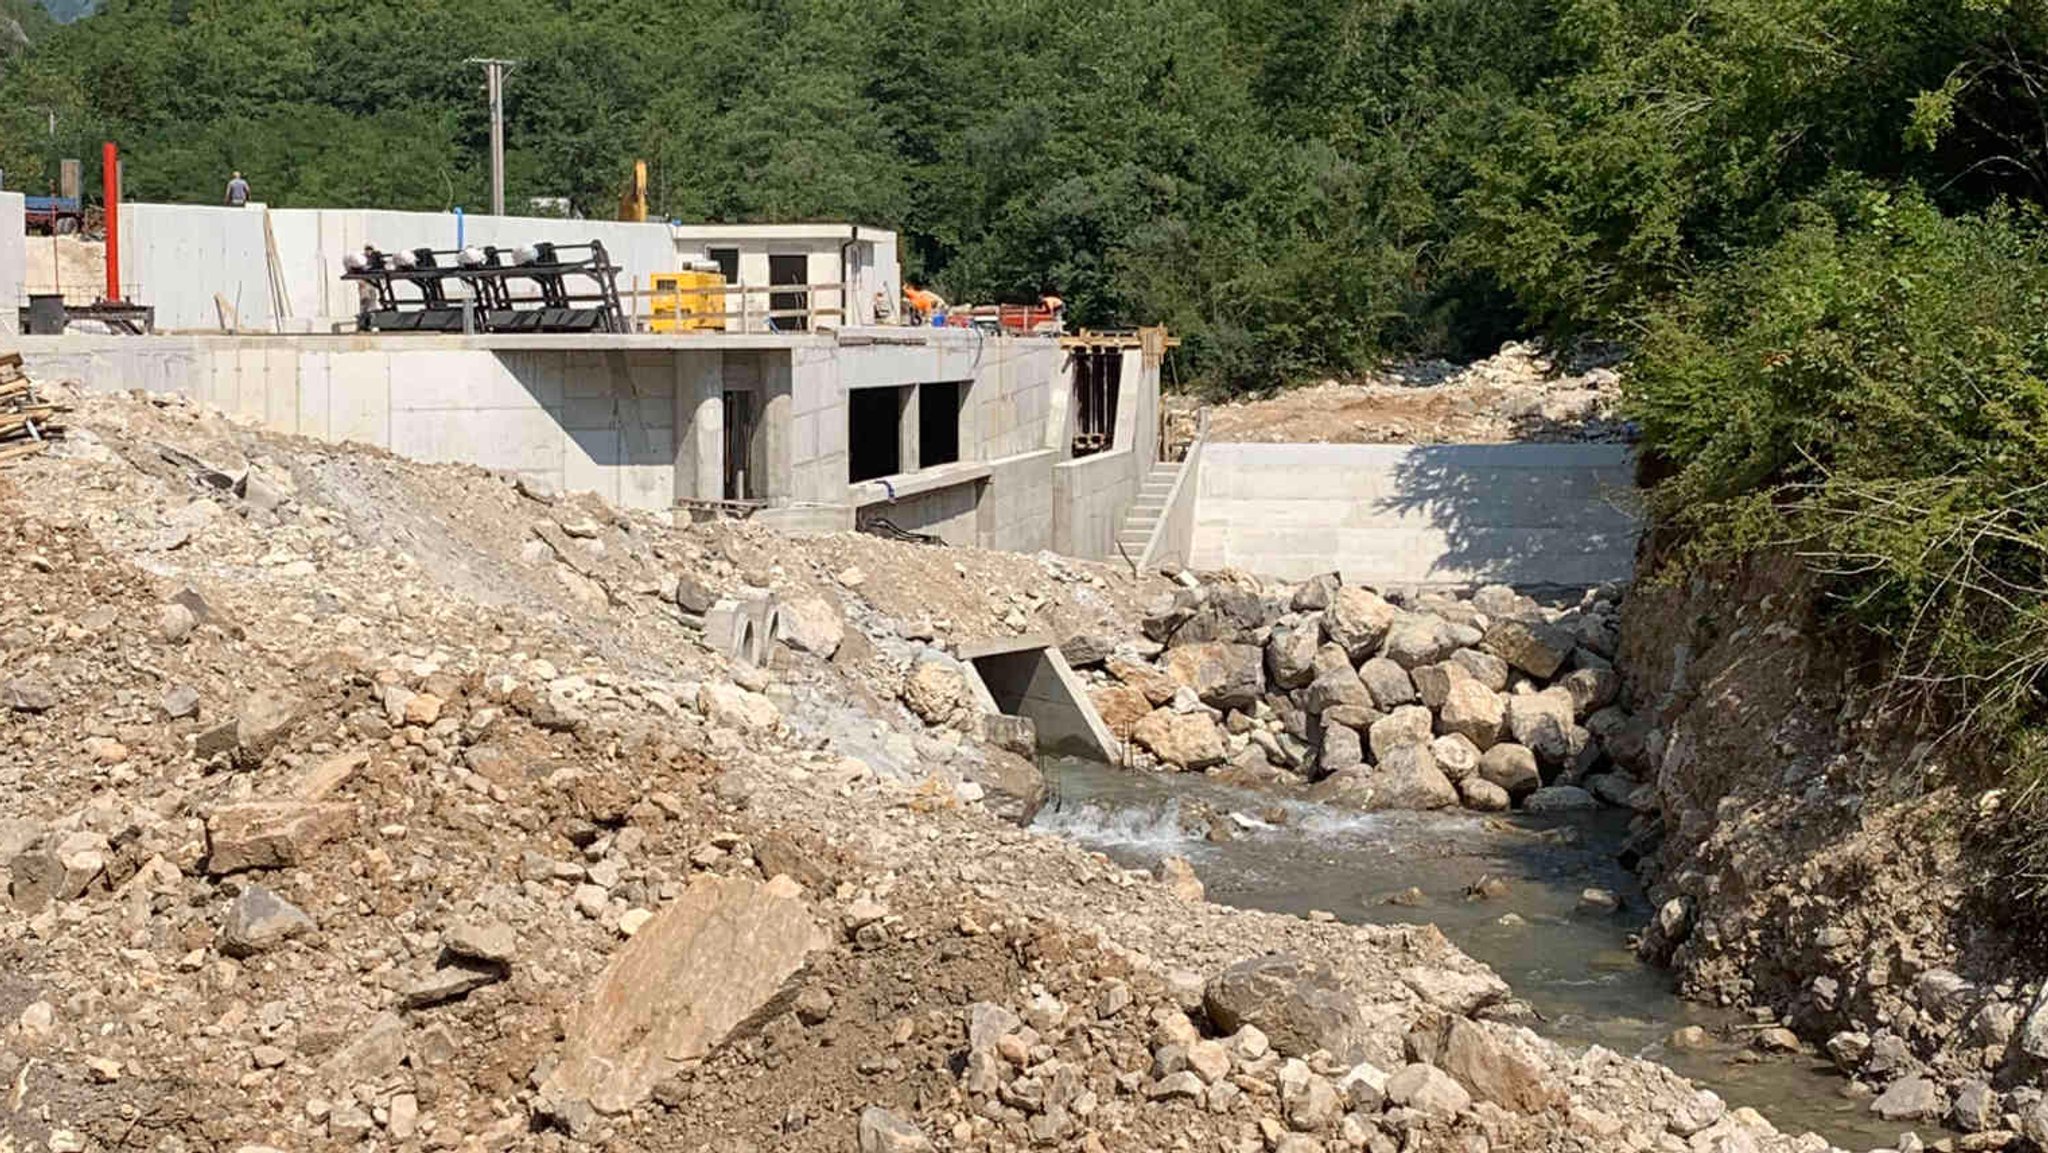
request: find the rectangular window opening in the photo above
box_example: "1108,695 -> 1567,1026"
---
707,247 -> 739,284
768,253 -> 808,332
849,386 -> 904,483
919,381 -> 963,468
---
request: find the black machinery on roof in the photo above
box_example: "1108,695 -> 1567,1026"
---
340,240 -> 626,334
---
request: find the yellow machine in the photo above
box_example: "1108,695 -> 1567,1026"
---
649,267 -> 727,332
618,159 -> 648,222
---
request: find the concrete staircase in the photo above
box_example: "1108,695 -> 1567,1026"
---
1114,461 -> 1183,560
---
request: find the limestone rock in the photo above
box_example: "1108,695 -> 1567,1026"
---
697,682 -> 781,732
1477,743 -> 1540,794
1437,680 -> 1504,749
1357,658 -> 1416,709
1305,667 -> 1372,715
206,802 -> 356,874
220,884 -> 314,957
443,920 -> 517,966
1869,1075 -> 1943,1121
1110,656 -> 1179,706
234,691 -> 301,763
1560,665 -> 1619,716
1163,642 -> 1265,711
1410,661 -> 1465,709
1318,724 -> 1364,774
1481,618 -> 1574,679
1458,776 -> 1509,812
1439,1018 -> 1554,1113
1450,648 -> 1511,692
9,831 -> 108,907
1203,954 -> 1368,1062
1429,733 -> 1481,782
1132,709 -> 1225,770
1505,687 -> 1576,764
857,1107 -> 932,1153
778,596 -> 844,657
542,874 -> 828,1115
1380,613 -> 1457,668
2017,985 -> 2048,1060
1367,705 -> 1435,761
1312,747 -> 1455,811
1267,624 -> 1322,690
1090,684 -> 1152,736
1383,1063 -> 1471,1117
2,676 -> 57,713
903,652 -> 967,724
1291,573 -> 1342,612
1322,588 -> 1395,659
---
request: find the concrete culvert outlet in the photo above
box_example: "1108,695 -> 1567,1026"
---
956,636 -> 1121,762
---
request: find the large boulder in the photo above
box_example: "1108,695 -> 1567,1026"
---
1380,613 -> 1459,669
1357,658 -> 1417,709
1203,954 -> 1369,1062
1164,643 -> 1265,711
903,651 -> 968,725
1367,705 -> 1435,762
542,874 -> 828,1115
1322,589 -> 1396,660
1291,573 -> 1343,612
1313,747 -> 1456,811
1480,618 -> 1574,680
1449,649 -> 1511,692
1410,662 -> 1465,709
778,596 -> 844,658
1437,680 -> 1504,749
1132,710 -> 1226,770
1439,1018 -> 1555,1113
1477,743 -> 1540,795
1319,724 -> 1364,774
1090,684 -> 1152,737
1505,687 -> 1576,764
1383,1064 -> 1471,1117
1429,734 -> 1481,782
1266,623 -> 1321,690
1559,665 -> 1619,717
1109,657 -> 1179,707
1523,785 -> 1599,813
1305,667 -> 1372,715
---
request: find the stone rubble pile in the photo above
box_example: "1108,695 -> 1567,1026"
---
1076,573 -> 1659,817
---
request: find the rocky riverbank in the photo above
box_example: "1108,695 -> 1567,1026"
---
1619,555 -> 2048,1145
0,381 -> 1891,1153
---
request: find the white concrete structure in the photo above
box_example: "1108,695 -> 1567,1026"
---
1189,442 -> 1639,588
1,192 -> 23,336
19,327 -> 1166,563
94,202 -> 901,336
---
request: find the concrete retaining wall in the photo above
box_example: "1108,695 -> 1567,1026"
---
1,193 -> 23,336
20,335 -> 683,510
1142,421 -> 1207,572
124,203 -> 271,331
1189,442 -> 1638,588
268,208 -> 678,330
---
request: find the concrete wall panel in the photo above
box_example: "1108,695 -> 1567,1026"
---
0,192 -> 23,335
1190,442 -> 1638,588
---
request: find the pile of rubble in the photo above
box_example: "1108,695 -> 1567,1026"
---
1195,341 -> 1632,446
1076,575 -> 1658,817
0,382 -> 1874,1153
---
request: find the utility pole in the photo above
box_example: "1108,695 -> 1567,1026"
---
465,58 -> 516,216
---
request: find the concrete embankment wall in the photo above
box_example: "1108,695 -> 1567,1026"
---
1189,442 -> 1638,588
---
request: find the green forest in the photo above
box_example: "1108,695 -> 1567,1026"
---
13,0 -> 2048,833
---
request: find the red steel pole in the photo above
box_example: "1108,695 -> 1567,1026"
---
102,141 -> 120,303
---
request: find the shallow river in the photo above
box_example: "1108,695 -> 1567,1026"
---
1031,759 -> 1908,1149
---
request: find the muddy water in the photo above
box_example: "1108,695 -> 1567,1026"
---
1032,759 -> 1907,1149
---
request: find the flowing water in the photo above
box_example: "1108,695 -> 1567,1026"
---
1032,758 -> 1911,1149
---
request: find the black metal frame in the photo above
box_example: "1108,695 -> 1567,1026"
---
341,240 -> 626,334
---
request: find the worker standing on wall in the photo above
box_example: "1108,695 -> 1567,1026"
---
902,284 -> 945,326
225,171 -> 250,207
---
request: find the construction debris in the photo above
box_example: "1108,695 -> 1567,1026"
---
0,353 -> 65,463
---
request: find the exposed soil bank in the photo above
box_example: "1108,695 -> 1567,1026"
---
1620,555 -> 2048,1143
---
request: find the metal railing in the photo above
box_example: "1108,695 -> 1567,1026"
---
631,279 -> 850,333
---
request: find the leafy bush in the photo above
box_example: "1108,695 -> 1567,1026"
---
1628,186 -> 2048,779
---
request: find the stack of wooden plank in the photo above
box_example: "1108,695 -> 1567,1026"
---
1,352 -> 64,463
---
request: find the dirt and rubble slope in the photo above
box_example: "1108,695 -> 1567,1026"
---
0,383 -> 1853,1153
1188,343 -> 1630,446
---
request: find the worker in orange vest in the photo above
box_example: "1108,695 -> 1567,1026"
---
903,284 -> 946,326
